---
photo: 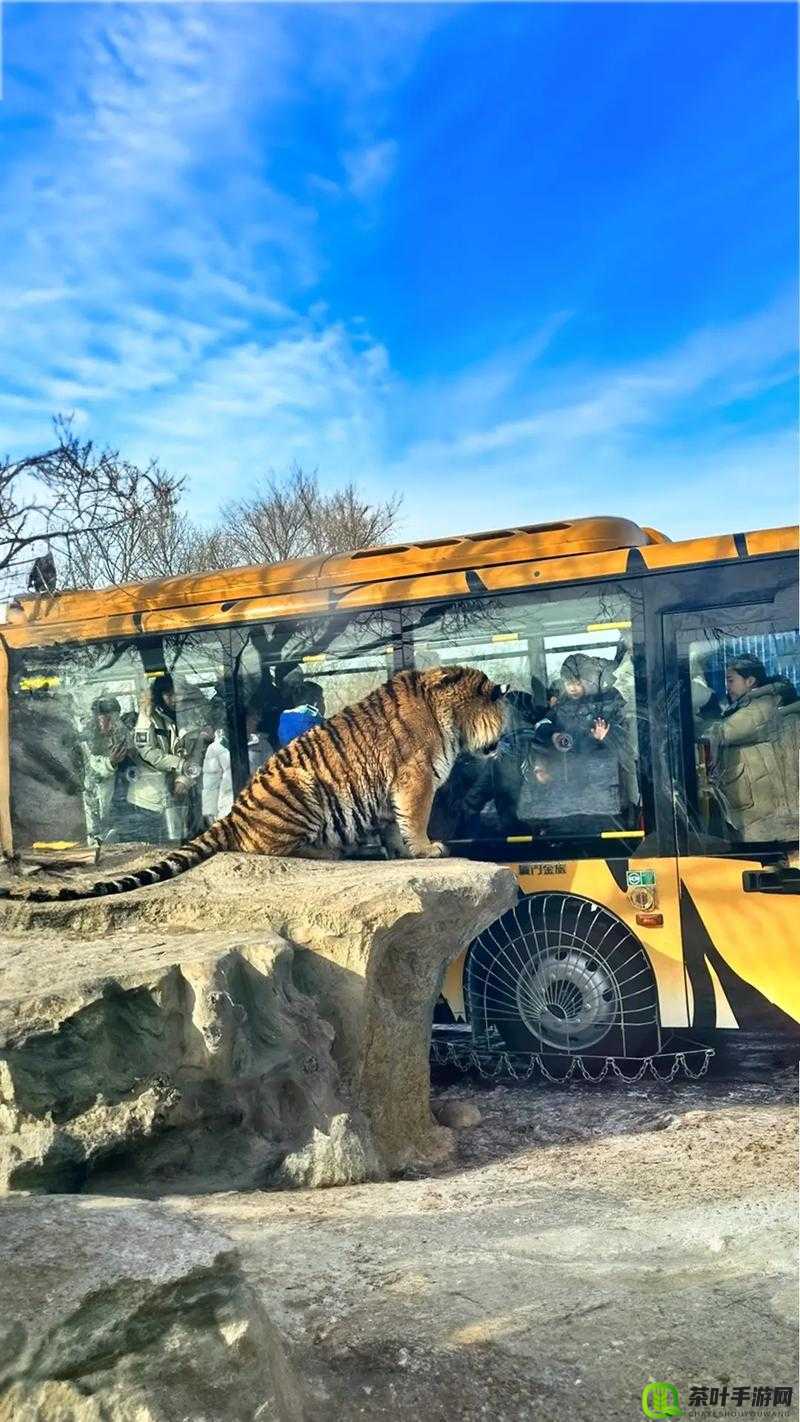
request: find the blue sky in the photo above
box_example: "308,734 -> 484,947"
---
0,2 -> 796,541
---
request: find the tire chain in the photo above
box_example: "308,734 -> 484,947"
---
430,1039 -> 714,1084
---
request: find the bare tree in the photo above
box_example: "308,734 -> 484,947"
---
312,481 -> 403,556
182,524 -> 239,575
67,482 -> 240,587
0,417 -> 185,592
222,463 -> 401,565
1,425 -> 401,593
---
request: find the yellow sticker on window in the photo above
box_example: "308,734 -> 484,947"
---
585,621 -> 632,632
19,675 -> 60,691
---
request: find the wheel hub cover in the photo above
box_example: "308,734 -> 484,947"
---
515,948 -> 620,1051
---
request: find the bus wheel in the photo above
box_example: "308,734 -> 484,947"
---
466,893 -> 660,1061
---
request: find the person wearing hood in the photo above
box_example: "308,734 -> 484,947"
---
539,652 -> 631,833
708,654 -> 799,842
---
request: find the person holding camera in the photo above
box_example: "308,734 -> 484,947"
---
125,674 -> 196,843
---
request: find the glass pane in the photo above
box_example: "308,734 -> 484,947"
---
231,611 -> 398,755
403,588 -> 643,845
161,630 -> 237,836
684,620 -> 800,847
10,629 -> 236,852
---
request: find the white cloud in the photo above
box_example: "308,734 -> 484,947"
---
0,4 -> 315,452
397,291 -> 797,468
123,320 -> 394,517
387,427 -> 798,546
0,3 -> 430,480
386,294 -> 798,541
342,140 -> 398,200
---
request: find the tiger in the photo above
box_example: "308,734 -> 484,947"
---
2,665 -> 508,902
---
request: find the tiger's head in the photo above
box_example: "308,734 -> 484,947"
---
421,665 -> 508,756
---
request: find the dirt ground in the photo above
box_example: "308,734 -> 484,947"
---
161,1062 -> 798,1422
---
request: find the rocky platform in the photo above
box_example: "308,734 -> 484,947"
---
0,855 -> 515,1194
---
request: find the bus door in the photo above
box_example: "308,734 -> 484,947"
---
663,595 -> 800,1041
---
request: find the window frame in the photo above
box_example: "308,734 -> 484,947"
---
398,577 -> 654,862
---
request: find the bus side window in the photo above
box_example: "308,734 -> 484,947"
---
9,630 -> 240,853
232,612 -> 400,766
687,630 -> 800,848
10,640 -> 149,850
403,587 -> 644,848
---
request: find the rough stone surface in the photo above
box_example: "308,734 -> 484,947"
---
0,856 -> 515,1192
0,1194 -> 306,1422
0,929 -> 376,1195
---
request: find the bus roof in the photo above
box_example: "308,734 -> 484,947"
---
3,516 -> 797,647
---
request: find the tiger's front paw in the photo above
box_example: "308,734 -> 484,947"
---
416,840 -> 449,858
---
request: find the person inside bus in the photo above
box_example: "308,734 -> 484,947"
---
277,681 -> 325,747
202,726 -> 233,822
125,674 -> 193,843
246,700 -> 274,772
429,748 -> 498,842
689,647 -> 722,725
538,652 -> 629,834
707,654 -> 799,842
80,694 -> 129,842
515,748 -> 564,828
171,681 -> 219,839
490,677 -> 553,834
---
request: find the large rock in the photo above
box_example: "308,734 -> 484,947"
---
0,1194 -> 306,1422
0,856 -> 515,1192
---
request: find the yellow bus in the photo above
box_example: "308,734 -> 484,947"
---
2,515 -> 798,1071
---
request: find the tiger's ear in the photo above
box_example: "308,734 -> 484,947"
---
437,668 -> 464,688
490,682 -> 509,701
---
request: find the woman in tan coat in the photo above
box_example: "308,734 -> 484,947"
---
709,655 -> 798,842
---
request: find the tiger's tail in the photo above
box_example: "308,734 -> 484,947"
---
0,819 -> 231,903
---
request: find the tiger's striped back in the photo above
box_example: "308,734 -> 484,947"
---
228,675 -> 427,854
